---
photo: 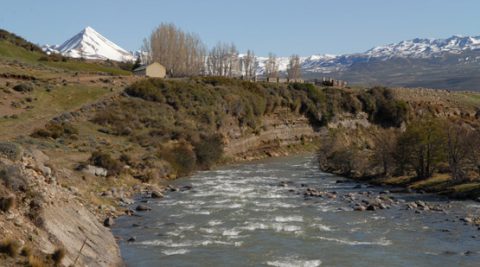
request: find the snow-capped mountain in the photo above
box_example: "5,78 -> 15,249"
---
254,35 -> 480,75
43,26 -> 134,62
364,35 -> 480,59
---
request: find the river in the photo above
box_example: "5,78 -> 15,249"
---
113,154 -> 480,267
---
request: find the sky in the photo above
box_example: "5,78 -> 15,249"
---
1,0 -> 480,56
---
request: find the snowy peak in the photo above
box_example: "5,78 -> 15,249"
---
256,34 -> 480,74
46,26 -> 134,62
364,35 -> 480,59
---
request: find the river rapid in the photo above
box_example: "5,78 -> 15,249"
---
113,154 -> 480,267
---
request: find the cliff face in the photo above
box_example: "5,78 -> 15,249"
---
223,108 -> 320,159
0,148 -> 122,266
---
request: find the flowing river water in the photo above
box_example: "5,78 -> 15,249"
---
113,154 -> 480,267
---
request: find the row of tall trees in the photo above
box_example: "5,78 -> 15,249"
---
142,23 -> 207,77
143,23 -> 302,79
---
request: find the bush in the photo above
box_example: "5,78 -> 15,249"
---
21,246 -> 33,257
13,83 -> 34,92
31,122 -> 79,139
0,239 -> 21,257
0,163 -> 27,191
28,255 -> 47,267
158,142 -> 196,177
194,134 -> 224,169
51,248 -> 65,266
359,87 -> 409,127
89,151 -> 123,176
38,53 -> 68,62
0,142 -> 23,161
124,79 -> 166,102
0,195 -> 16,212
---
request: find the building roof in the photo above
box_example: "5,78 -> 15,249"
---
133,62 -> 164,72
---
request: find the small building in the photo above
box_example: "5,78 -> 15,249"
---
133,62 -> 166,78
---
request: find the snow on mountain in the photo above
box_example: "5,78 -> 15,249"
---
44,26 -> 134,62
253,34 -> 480,74
364,35 -> 480,59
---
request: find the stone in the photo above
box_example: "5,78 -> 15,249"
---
354,205 -> 366,211
135,204 -> 151,211
353,184 -> 362,189
104,217 -> 115,227
127,236 -> 136,242
83,165 -> 108,177
415,201 -> 427,208
120,198 -> 134,205
461,217 -> 474,224
366,204 -> 376,211
180,185 -> 193,191
379,203 -> 388,210
151,191 -> 164,198
125,209 -> 135,216
167,185 -> 179,192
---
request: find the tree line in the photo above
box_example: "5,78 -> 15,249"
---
319,115 -> 480,182
141,23 -> 302,80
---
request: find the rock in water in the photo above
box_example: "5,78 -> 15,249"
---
151,191 -> 164,198
104,217 -> 115,227
136,204 -> 151,211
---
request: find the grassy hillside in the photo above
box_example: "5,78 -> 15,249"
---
0,28 -> 132,76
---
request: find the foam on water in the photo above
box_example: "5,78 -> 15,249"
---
312,223 -> 333,232
222,229 -> 241,236
315,236 -> 392,246
266,257 -> 322,267
274,216 -> 304,222
207,220 -> 223,226
162,249 -> 190,255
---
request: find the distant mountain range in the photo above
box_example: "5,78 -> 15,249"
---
257,35 -> 480,90
43,26 -> 135,62
43,27 -> 480,90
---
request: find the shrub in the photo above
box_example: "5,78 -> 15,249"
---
21,246 -> 33,257
51,248 -> 65,266
13,83 -> 34,92
31,122 -> 79,139
158,142 -> 196,177
194,134 -> 224,169
359,87 -> 409,128
38,53 -> 67,62
0,163 -> 27,191
0,239 -> 21,257
0,195 -> 16,212
89,151 -> 123,176
28,255 -> 47,267
124,79 -> 166,102
0,142 -> 23,160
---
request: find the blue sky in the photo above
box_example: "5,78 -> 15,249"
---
1,0 -> 479,56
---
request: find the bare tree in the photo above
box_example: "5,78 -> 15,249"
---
444,122 -> 471,180
287,54 -> 301,82
147,23 -> 206,77
240,50 -> 257,80
264,52 -> 278,80
465,128 -> 480,176
206,42 -> 240,77
372,129 -> 398,176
